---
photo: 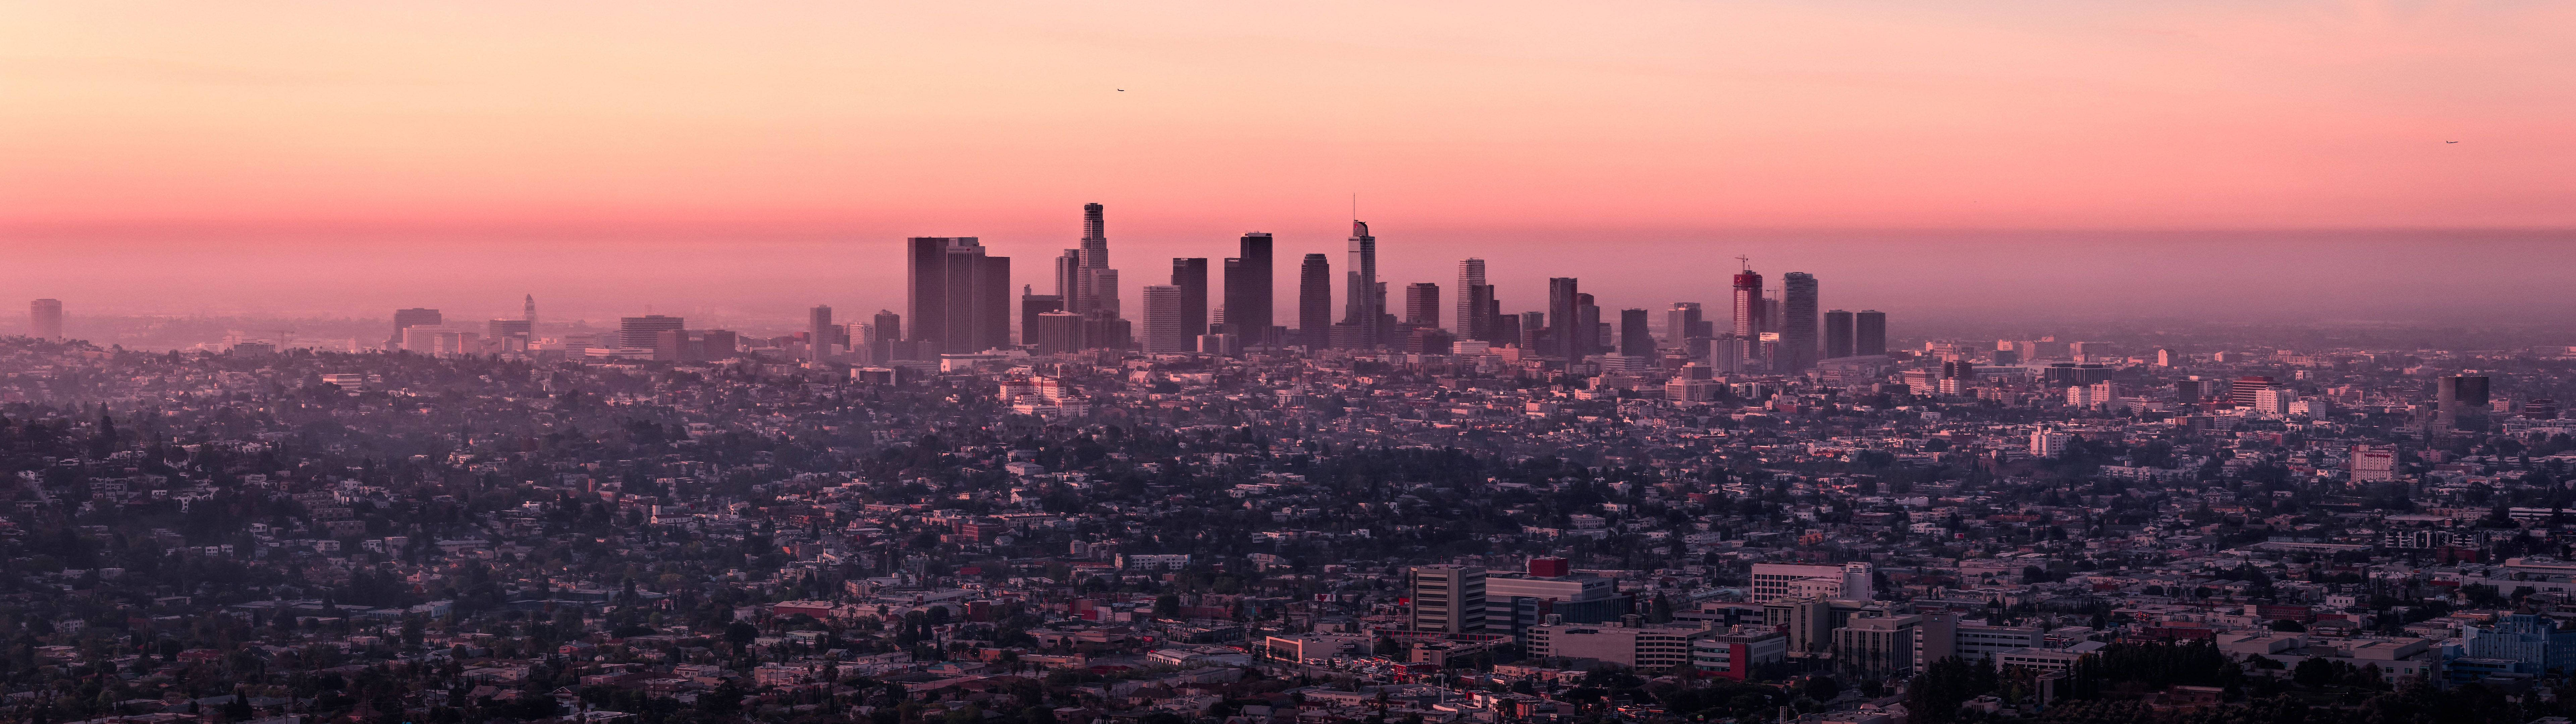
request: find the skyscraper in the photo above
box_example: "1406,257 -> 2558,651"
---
907,236 -> 1011,353
1298,253 -> 1332,348
391,308 -> 443,346
1054,249 -> 1082,301
1519,311 -> 1547,353
2438,375 -> 2492,431
1548,278 -> 1582,359
1077,202 -> 1111,314
523,294 -> 537,326
872,309 -> 902,359
1619,308 -> 1652,356
1030,311 -> 1084,355
1171,257 -> 1208,338
619,315 -> 684,350
1781,272 -> 1818,371
1467,285 -> 1498,342
908,236 -> 956,348
29,299 -> 62,340
1342,221 -> 1382,347
1140,285 -> 1188,353
1855,310 -> 1886,356
1823,310 -> 1856,359
943,242 -> 983,351
1404,282 -> 1441,329
1020,287 -> 1063,348
1576,293 -> 1601,359
1455,258 -> 1487,338
808,305 -> 834,363
1732,268 -> 1764,365
1222,233 -> 1274,345
975,255 -> 1011,352
1408,565 -> 1487,633
1668,302 -> 1704,347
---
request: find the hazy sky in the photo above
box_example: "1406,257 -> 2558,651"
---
4,2 -> 2572,327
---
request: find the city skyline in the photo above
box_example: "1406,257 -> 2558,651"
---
8,2 -> 2575,329
9,4 -> 2576,721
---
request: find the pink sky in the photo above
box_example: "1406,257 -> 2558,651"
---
6,0 -> 2575,239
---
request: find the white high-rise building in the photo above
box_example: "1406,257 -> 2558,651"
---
2254,387 -> 2297,416
2030,429 -> 2070,458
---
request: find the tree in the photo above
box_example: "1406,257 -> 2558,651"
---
2292,657 -> 2341,687
1801,674 -> 1842,703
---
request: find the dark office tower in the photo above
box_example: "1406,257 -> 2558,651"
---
390,308 -> 442,346
1519,311 -> 1548,353
1466,285 -> 1498,341
1298,253 -> 1332,347
941,241 -> 984,352
1404,283 -> 1441,328
701,329 -> 739,360
1823,309 -> 1856,359
1854,310 -> 1886,356
1619,309 -> 1652,356
808,305 -> 833,363
1455,258 -> 1486,338
1546,278 -> 1581,359
872,310 -> 901,353
1731,269 -> 1763,339
1054,249 -> 1081,300
1342,221 -> 1381,347
906,236 -> 957,348
1781,272 -> 1818,371
29,299 -> 62,340
1020,288 -> 1063,347
909,236 -> 1008,354
1171,257 -> 1208,343
1223,233 -> 1274,345
524,294 -> 537,325
2438,375 -> 2493,431
619,315 -> 684,350
1492,312 -> 1522,350
1575,292 -> 1601,360
1667,302 -> 1703,346
975,255 -> 1011,352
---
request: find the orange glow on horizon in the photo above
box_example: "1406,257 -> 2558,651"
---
4,1 -> 2574,241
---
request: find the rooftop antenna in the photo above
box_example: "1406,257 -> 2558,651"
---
1736,255 -> 1751,271
1351,193 -> 1358,220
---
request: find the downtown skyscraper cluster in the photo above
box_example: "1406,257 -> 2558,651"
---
871,202 -> 1891,376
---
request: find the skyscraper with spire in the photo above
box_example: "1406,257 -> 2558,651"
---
1340,220 -> 1382,348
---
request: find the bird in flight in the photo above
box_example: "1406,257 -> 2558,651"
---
2446,140 -> 2459,143
1117,88 -> 1126,92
